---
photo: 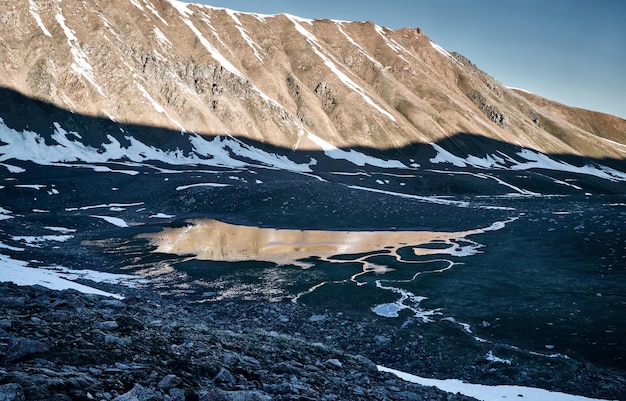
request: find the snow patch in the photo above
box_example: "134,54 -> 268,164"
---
512,149 -> 626,181
0,254 -> 139,299
129,0 -> 144,10
90,215 -> 130,228
66,202 -> 144,211
377,366 -> 613,401
153,27 -> 172,47
1,162 -> 25,173
15,184 -> 46,190
307,133 -> 405,169
0,119 -> 313,173
349,185 -> 470,207
507,86 -> 533,94
149,213 -> 175,219
429,143 -> 626,182
165,0 -> 192,17
45,226 -> 77,234
485,351 -> 512,364
11,235 -> 74,247
176,183 -> 230,191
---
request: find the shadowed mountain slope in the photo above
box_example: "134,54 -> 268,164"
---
2,86 -> 625,198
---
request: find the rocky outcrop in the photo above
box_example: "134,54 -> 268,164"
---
470,91 -> 509,127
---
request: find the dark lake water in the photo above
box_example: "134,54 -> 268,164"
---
136,183 -> 626,376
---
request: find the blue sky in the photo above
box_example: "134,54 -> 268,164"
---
193,0 -> 626,119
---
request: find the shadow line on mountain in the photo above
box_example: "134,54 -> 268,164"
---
1,86 -> 625,176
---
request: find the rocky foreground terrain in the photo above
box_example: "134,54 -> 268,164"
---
2,281 -> 626,401
0,282 -> 479,401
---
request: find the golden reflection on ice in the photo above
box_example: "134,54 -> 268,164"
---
142,218 -> 510,267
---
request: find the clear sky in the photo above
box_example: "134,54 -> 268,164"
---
192,0 -> 626,119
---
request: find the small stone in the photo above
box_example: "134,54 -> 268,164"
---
374,335 -> 391,345
271,362 -> 300,375
0,383 -> 25,401
157,374 -> 182,390
5,338 -> 50,363
97,299 -> 126,309
351,354 -> 378,373
397,391 -> 420,400
111,384 -> 156,401
212,390 -> 272,401
168,388 -> 186,401
239,355 -> 261,367
213,367 -> 236,385
308,314 -> 327,323
95,321 -> 119,330
105,335 -> 131,346
325,359 -> 343,369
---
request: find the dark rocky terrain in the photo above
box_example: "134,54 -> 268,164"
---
2,281 -> 626,401
0,282 -> 481,401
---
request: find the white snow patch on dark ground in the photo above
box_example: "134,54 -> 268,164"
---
0,254 -> 142,299
378,366 -> 617,401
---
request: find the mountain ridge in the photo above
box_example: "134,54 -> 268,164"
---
2,0 -> 625,161
2,86 -> 625,200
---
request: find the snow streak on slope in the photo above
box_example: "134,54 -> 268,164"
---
153,27 -> 172,47
374,25 -> 411,64
129,0 -> 143,11
288,16 -> 396,122
28,0 -> 52,37
165,0 -> 296,119
143,0 -> 168,25
133,80 -> 184,131
337,24 -> 382,68
430,41 -> 462,65
225,9 -> 264,62
53,1 -> 104,96
167,0 -> 246,80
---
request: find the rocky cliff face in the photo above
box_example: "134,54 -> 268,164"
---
2,0 -> 624,159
